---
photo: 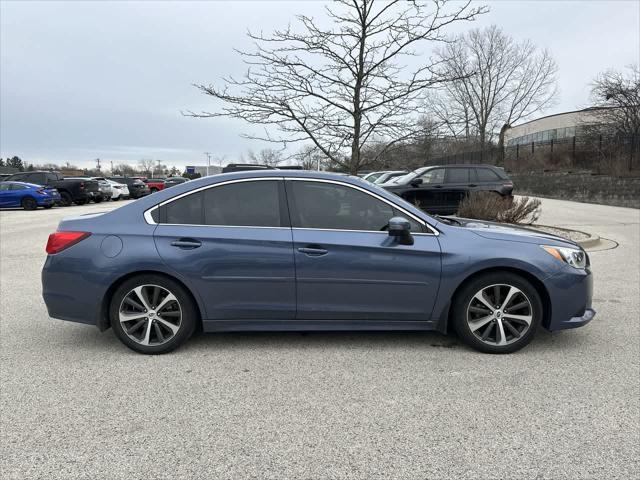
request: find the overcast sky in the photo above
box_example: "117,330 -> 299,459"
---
1,0 -> 638,169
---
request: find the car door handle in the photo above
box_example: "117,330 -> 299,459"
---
298,247 -> 328,256
170,238 -> 202,249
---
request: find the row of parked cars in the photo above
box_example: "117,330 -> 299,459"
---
361,164 -> 514,215
0,171 -> 189,210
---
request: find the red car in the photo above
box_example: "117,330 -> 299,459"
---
143,178 -> 166,193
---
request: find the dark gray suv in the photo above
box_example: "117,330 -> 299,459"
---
383,164 -> 514,215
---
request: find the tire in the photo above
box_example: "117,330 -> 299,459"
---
110,274 -> 198,354
93,196 -> 103,203
43,204 -> 53,209
150,188 -> 158,193
112,196 -> 120,201
21,196 -> 38,210
74,199 -> 88,206
59,191 -> 72,207
451,272 -> 542,354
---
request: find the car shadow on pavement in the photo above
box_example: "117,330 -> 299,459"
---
55,322 -> 590,355
184,330 -> 461,352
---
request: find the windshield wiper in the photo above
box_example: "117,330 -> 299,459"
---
434,215 -> 462,226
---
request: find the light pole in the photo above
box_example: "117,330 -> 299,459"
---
203,152 -> 212,176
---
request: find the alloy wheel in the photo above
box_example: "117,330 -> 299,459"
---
118,284 -> 182,346
466,284 -> 533,347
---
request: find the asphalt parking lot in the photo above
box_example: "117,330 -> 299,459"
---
1,198 -> 638,479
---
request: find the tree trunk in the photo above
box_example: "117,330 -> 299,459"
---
497,123 -> 510,166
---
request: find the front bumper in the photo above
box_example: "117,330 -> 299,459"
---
561,308 -> 596,329
543,265 -> 595,331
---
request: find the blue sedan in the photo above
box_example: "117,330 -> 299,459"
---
0,181 -> 61,210
41,171 -> 594,354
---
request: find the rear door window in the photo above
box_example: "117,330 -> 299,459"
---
445,168 -> 470,183
161,180 -> 284,227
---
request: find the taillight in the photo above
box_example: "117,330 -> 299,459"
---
79,182 -> 85,190
46,231 -> 91,254
503,182 -> 513,188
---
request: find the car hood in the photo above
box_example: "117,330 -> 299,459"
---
447,217 -> 579,247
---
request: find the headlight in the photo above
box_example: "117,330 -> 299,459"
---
541,245 -> 588,269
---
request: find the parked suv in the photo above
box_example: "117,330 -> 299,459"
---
383,164 -> 513,215
66,177 -> 113,202
5,171 -> 100,206
107,177 -> 151,199
163,176 -> 188,188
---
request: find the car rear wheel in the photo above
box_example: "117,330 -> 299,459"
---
110,275 -> 198,354
59,191 -> 72,207
93,197 -> 103,203
21,196 -> 38,210
74,199 -> 88,206
150,188 -> 158,193
452,272 -> 542,354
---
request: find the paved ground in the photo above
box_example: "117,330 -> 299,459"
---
1,198 -> 638,479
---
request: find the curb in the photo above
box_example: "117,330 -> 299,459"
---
535,224 -> 601,249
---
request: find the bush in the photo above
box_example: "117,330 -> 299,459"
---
457,192 -> 541,224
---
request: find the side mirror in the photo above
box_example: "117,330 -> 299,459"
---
388,216 -> 414,245
410,178 -> 423,187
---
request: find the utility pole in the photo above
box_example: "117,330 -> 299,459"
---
110,160 -> 114,174
95,158 -> 101,172
203,152 -> 212,176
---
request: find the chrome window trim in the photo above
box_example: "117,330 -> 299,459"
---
144,175 -> 440,236
284,177 -> 439,236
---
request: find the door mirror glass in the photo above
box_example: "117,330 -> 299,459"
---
410,178 -> 423,187
388,216 -> 414,245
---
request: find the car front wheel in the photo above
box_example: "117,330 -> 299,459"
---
452,272 -> 542,354
110,275 -> 198,354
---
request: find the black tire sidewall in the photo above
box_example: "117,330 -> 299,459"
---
110,274 -> 198,354
452,272 -> 542,354
60,191 -> 72,206
21,197 -> 37,210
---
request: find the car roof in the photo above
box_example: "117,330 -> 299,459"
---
2,181 -> 40,188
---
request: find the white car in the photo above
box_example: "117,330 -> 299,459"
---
107,179 -> 130,200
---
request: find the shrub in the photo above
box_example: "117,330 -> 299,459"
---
457,192 -> 541,224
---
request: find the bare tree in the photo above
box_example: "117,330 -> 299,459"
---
588,65 -> 640,137
247,148 -> 284,167
138,158 -> 156,177
434,25 -> 558,151
189,0 -> 486,174
292,145 -> 330,170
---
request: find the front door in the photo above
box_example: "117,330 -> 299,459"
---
153,179 -> 296,320
286,179 -> 442,321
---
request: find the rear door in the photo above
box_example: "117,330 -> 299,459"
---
152,178 -> 296,320
286,179 -> 441,321
443,167 -> 472,211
